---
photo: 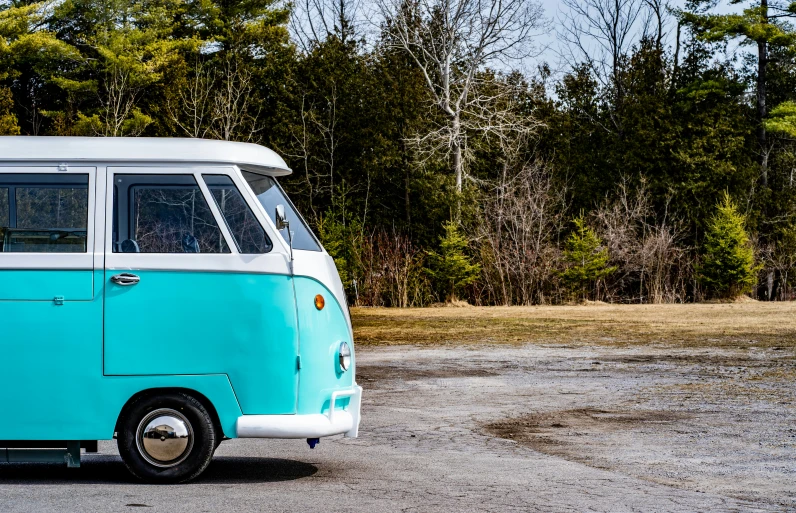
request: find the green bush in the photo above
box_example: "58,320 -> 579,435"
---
559,215 -> 616,301
698,192 -> 760,299
426,221 -> 481,302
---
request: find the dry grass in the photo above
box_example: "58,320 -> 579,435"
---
352,302 -> 796,349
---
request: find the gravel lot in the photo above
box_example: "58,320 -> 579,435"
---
1,306 -> 794,512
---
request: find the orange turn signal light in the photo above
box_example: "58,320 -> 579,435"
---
314,294 -> 325,310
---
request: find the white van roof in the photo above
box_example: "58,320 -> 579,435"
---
0,136 -> 292,176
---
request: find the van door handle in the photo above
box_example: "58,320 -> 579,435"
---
111,273 -> 140,286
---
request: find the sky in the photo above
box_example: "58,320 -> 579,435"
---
532,0 -> 741,75
293,0 -> 746,76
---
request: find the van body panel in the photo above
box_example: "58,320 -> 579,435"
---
292,250 -> 352,335
0,269 -> 93,300
0,292 -> 242,440
103,270 -> 299,415
0,298 -> 102,439
294,276 -> 355,415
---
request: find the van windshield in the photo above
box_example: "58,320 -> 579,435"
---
242,172 -> 321,252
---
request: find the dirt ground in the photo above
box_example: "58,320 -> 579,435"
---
355,303 -> 796,509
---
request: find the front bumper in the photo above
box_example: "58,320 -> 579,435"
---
235,385 -> 362,439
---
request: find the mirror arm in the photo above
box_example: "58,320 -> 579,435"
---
285,220 -> 293,264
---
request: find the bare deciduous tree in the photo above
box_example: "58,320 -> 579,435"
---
104,66 -> 147,136
166,57 -> 260,142
478,160 -> 566,305
593,178 -> 690,303
76,63 -> 153,137
281,85 -> 342,218
380,0 -> 545,192
167,61 -> 215,139
210,57 -> 260,142
405,76 -> 543,185
291,0 -> 365,50
559,0 -> 644,94
641,0 -> 670,50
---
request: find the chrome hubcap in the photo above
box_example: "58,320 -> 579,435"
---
136,408 -> 194,468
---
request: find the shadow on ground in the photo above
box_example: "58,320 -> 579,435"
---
0,456 -> 317,485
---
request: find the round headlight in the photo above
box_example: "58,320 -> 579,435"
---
338,342 -> 351,372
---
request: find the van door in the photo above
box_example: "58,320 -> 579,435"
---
102,168 -> 298,415
0,167 -> 101,440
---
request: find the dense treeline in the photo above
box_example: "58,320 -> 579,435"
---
1,0 -> 796,305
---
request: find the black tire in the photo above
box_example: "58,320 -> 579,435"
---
118,392 -> 217,484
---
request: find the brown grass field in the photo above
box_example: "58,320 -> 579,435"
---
351,302 -> 796,349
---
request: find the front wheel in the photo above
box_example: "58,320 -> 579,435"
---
118,392 -> 217,483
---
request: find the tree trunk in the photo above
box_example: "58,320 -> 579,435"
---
452,113 -> 462,193
766,270 -> 774,301
405,165 -> 411,224
402,139 -> 411,224
673,22 -> 681,76
757,0 -> 769,187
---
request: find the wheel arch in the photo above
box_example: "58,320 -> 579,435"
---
115,387 -> 226,441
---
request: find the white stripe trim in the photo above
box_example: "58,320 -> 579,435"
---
105,252 -> 291,274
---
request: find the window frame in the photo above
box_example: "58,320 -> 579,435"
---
104,166 -> 291,274
0,166 -> 96,269
110,170 -> 236,256
6,176 -> 90,253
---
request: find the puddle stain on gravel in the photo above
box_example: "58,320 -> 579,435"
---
485,408 -> 688,458
482,407 -> 795,506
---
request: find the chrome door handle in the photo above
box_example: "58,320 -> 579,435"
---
111,273 -> 140,286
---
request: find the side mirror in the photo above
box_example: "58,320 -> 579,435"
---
275,204 -> 293,263
275,204 -> 289,230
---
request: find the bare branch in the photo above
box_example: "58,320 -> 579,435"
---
558,0 -> 644,89
379,0 -> 546,192
166,59 -> 215,138
209,57 -> 260,142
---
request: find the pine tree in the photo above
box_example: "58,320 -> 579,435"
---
698,192 -> 760,298
680,0 -> 796,187
0,1 -> 78,135
559,215 -> 616,301
426,221 -> 481,302
766,100 -> 796,138
0,87 -> 19,135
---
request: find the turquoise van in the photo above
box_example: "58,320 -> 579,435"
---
0,137 -> 361,483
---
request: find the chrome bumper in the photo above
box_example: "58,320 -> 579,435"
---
235,385 -> 362,439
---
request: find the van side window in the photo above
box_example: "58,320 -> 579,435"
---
113,174 -> 229,254
203,175 -> 272,254
0,174 -> 88,253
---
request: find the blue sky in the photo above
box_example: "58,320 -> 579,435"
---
531,0 -> 741,73
326,0 -> 745,76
